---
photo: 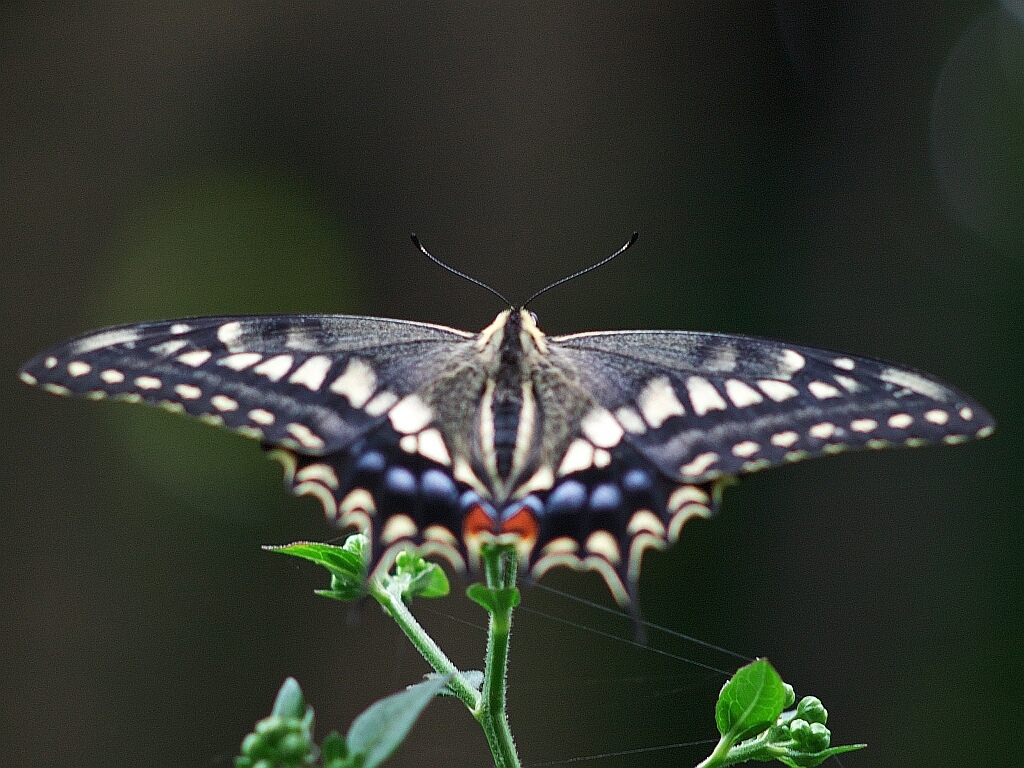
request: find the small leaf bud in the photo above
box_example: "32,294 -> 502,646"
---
796,695 -> 828,725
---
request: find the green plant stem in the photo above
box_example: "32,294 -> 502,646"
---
695,735 -> 736,768
476,547 -> 520,768
696,733 -> 774,768
366,579 -> 481,712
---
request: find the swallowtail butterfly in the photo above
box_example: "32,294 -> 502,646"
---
19,237 -> 994,604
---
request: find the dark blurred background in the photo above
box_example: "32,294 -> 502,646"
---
2,3 -> 1020,767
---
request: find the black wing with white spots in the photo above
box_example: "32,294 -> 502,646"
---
549,329 -> 994,483
19,314 -> 474,453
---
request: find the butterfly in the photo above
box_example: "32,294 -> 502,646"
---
19,235 -> 994,605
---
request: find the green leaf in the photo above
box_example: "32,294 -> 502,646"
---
715,658 -> 787,743
390,550 -> 451,599
466,584 -> 521,613
320,731 -> 348,767
346,676 -> 451,768
267,539 -> 368,600
271,677 -> 306,720
411,562 -> 450,598
267,541 -> 365,576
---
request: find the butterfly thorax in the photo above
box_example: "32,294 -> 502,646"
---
444,308 -> 583,509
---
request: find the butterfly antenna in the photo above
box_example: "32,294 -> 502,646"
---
411,233 -> 512,307
523,231 -> 638,308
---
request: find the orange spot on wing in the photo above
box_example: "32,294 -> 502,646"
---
499,506 -> 539,545
463,504 -> 496,537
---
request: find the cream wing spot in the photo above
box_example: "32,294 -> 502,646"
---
149,339 -> 188,356
219,352 -> 262,371
850,418 -> 878,433
174,384 -> 202,400
288,355 -> 333,391
558,439 -> 595,476
381,514 -> 418,544
834,375 -> 860,392
364,390 -> 398,417
685,376 -> 727,416
585,531 -> 621,564
770,430 -> 800,448
248,408 -> 275,425
211,394 -> 239,411
680,451 -> 719,478
959,407 -> 974,420
593,448 -> 612,468
888,413 -> 913,429
808,380 -> 842,399
389,394 -> 433,434
627,510 -> 665,537
809,422 -> 836,440
516,466 -> 555,496
778,349 -> 806,374
724,379 -> 763,407
329,357 -> 378,408
170,323 -> 191,334
43,383 -> 72,396
295,463 -> 340,488
731,440 -> 760,458
667,485 -> 710,512
540,537 -> 578,556
72,328 -> 140,354
833,357 -> 856,370
253,354 -> 294,382
45,357 -> 58,369
879,368 -> 949,401
581,407 -> 624,448
417,428 -> 451,466
636,376 -> 686,428
216,321 -> 243,351
757,379 -> 799,402
100,369 -> 125,384
925,409 -> 949,425
67,361 -> 91,377
399,434 -> 418,453
287,423 -> 325,451
614,405 -> 647,435
134,376 -> 162,390
177,349 -> 212,367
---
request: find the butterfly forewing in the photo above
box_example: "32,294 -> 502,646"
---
549,330 -> 993,482
19,314 -> 473,453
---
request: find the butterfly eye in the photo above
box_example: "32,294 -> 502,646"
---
528,310 -> 539,324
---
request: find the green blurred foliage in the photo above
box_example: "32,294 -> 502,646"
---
89,172 -> 361,510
